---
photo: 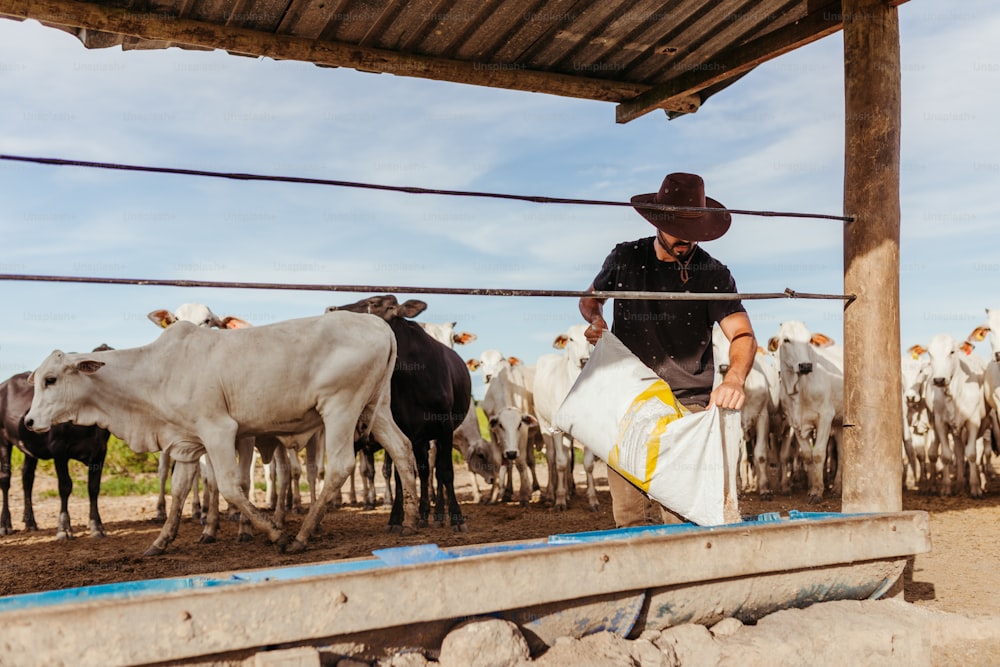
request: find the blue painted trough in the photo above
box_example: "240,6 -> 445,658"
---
0,509 -> 929,665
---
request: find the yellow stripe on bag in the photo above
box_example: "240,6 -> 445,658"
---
608,380 -> 689,491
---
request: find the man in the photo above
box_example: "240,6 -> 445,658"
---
578,172 -> 756,527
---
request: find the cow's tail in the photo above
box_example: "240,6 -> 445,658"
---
359,327 -> 397,442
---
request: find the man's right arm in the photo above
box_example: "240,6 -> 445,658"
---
579,284 -> 608,345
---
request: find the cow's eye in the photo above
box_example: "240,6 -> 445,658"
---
44,376 -> 56,387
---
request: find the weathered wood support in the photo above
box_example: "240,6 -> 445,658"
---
841,0 -> 903,513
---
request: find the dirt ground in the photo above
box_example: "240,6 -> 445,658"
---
1,458 -> 997,625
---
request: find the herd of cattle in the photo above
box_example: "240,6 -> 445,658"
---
0,299 -> 997,556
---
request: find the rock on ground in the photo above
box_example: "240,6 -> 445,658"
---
355,599 -> 1000,667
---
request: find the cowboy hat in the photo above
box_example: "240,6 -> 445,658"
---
630,172 -> 731,241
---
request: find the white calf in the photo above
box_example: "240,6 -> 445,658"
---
926,334 -> 989,497
533,324 -> 599,511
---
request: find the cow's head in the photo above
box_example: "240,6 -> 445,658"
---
148,303 -> 251,330
24,350 -> 104,433
328,295 -> 428,322
901,346 -> 931,408
464,435 -> 501,484
927,334 -> 960,389
553,323 -> 591,370
488,407 -> 536,462
769,320 -> 823,395
468,349 -> 509,387
968,308 -> 1000,362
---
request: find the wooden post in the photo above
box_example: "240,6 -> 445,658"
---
842,0 -> 903,512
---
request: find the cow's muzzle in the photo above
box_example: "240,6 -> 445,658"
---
798,362 -> 813,374
718,363 -> 730,375
504,451 -> 518,461
933,377 -> 947,387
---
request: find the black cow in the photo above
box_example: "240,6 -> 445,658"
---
329,296 -> 472,531
0,371 -> 109,540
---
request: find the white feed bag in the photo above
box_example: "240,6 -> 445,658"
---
554,332 -> 739,526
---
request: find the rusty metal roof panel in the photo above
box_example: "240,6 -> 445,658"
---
0,0 -> 854,122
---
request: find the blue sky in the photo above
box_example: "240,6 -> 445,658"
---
1,3 -> 998,400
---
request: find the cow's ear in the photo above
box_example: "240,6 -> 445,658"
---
767,336 -> 779,352
810,333 -> 835,347
522,414 -> 538,428
147,309 -> 176,329
454,332 -> 477,345
222,316 -> 253,329
553,335 -> 569,350
466,359 -> 481,371
906,344 -> 927,359
969,326 -> 990,342
960,341 -> 975,356
508,356 -> 522,366
76,360 -> 105,375
397,300 -> 428,319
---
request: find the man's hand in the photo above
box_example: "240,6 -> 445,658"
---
585,316 -> 608,345
709,378 -> 746,411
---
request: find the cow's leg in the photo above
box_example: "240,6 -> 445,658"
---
381,451 -> 395,507
582,445 -> 599,511
197,458 -> 221,544
190,464 -> 203,522
490,461 -> 508,505
433,436 -> 465,531
155,451 -> 170,522
410,442 -> 432,526
305,433 -> 321,506
53,457 -> 75,541
372,413 -> 419,537
799,425 -> 827,504
85,452 -> 106,538
551,430 -> 570,511
829,424 -> 844,495
515,457 -> 530,508
754,413 -> 773,500
359,446 -> 377,510
967,425 -> 985,499
938,428 -> 965,496
0,441 -> 11,535
282,446 -> 303,512
145,459 -> 199,556
290,433 -> 355,552
272,446 -> 289,529
20,455 -> 39,531
930,422 -> 948,495
778,427 -> 795,495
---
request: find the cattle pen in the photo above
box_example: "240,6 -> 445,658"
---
0,0 -> 930,664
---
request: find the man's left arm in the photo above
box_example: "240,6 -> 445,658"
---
709,311 -> 757,410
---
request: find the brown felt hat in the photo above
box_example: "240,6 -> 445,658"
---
630,172 -> 731,241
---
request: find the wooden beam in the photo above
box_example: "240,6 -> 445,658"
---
615,3 -> 844,124
0,0 -> 650,103
841,0 -> 902,513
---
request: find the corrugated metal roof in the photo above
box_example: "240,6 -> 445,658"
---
0,0 -> 866,121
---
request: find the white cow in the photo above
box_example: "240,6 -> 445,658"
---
968,310 -> 1000,484
533,324 -> 599,512
712,325 -> 781,499
901,345 -> 937,494
452,399 -> 502,504
485,406 -> 538,506
25,313 -> 420,555
479,359 -> 540,504
471,351 -> 541,502
767,321 -> 844,503
926,334 -> 989,497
